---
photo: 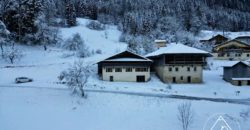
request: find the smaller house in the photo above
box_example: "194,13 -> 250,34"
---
223,61 -> 250,86
212,39 -> 250,60
97,51 -> 152,82
200,34 -> 228,45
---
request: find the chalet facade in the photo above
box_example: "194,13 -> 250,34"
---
97,51 -> 152,82
212,39 -> 250,60
146,43 -> 212,84
200,34 -> 228,45
223,61 -> 250,86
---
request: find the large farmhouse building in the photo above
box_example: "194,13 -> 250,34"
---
146,43 -> 212,84
212,39 -> 250,60
97,51 -> 152,82
223,61 -> 250,86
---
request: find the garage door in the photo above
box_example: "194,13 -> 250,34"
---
136,76 -> 145,82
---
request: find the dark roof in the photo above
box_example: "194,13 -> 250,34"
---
224,61 -> 250,68
214,39 -> 250,48
208,34 -> 228,41
97,50 -> 152,64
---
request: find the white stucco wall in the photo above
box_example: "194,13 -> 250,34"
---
102,67 -> 150,82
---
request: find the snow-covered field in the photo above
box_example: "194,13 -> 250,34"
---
1,18 -> 250,130
0,86 -> 249,130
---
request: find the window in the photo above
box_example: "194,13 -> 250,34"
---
106,68 -> 112,72
187,67 -> 190,71
194,67 -> 197,71
169,67 -> 172,72
247,54 -> 250,57
135,68 -> 148,72
175,67 -> 179,72
115,68 -> 122,72
227,53 -> 230,57
126,68 -> 132,72
180,76 -> 183,80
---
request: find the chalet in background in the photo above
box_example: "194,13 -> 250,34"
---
146,43 -> 212,84
235,36 -> 250,44
97,51 -> 152,82
223,61 -> 250,86
212,39 -> 250,60
200,34 -> 228,45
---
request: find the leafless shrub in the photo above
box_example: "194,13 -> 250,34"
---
59,61 -> 93,97
177,102 -> 194,130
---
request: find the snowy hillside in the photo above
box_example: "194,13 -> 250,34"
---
60,18 -> 127,55
1,18 -> 250,130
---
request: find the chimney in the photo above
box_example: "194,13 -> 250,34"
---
155,40 -> 167,49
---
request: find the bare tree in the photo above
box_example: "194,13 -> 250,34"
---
3,46 -> 23,64
177,102 -> 194,130
59,61 -> 92,97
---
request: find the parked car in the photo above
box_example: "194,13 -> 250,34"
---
15,77 -> 33,83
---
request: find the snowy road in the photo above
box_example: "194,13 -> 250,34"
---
1,85 -> 250,105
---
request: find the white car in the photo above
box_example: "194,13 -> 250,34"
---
15,77 -> 33,83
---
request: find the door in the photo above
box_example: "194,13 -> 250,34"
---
110,76 -> 113,82
238,81 -> 242,86
172,77 -> 176,83
137,76 -> 145,82
187,76 -> 191,83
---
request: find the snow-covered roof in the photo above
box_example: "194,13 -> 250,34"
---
145,43 -> 211,57
232,78 -> 250,81
104,58 -> 152,62
223,61 -> 250,67
98,50 -> 152,63
155,40 -> 166,43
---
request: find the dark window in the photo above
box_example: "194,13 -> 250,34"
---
187,67 -> 190,71
227,53 -> 230,57
172,77 -> 176,83
187,76 -> 191,83
247,81 -> 250,85
110,76 -> 113,82
135,68 -> 148,72
247,54 -> 250,57
106,68 -> 112,72
115,68 -> 122,72
180,76 -> 183,80
175,67 -> 179,72
238,81 -> 242,86
169,67 -> 172,72
126,68 -> 132,72
194,67 -> 197,71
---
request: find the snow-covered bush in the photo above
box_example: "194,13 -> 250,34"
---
59,61 -> 93,97
62,33 -> 90,58
127,36 -> 156,55
3,46 -> 23,64
87,21 -> 105,31
63,33 -> 84,51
